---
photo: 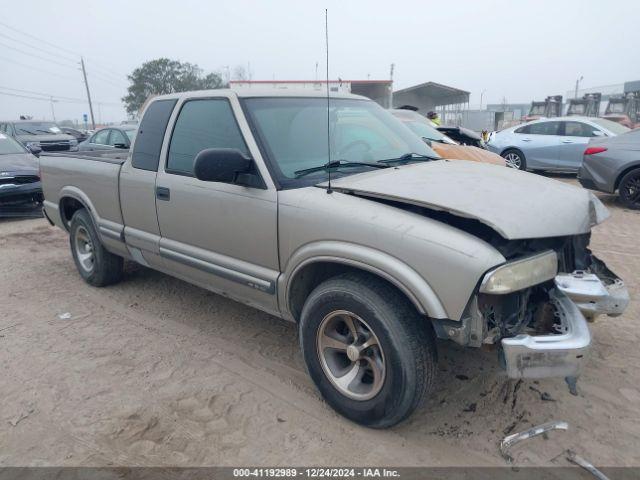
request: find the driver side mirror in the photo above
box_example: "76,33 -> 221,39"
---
194,148 -> 265,189
113,142 -> 128,149
421,137 -> 433,147
26,143 -> 42,157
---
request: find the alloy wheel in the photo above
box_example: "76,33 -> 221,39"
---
74,225 -> 95,273
504,152 -> 522,169
316,310 -> 386,401
621,172 -> 640,207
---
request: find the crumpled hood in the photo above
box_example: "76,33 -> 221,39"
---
322,160 -> 609,240
0,153 -> 39,174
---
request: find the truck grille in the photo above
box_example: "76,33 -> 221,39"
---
39,140 -> 71,151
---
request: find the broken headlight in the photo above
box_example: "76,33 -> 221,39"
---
480,250 -> 558,295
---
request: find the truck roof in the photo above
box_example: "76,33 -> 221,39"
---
152,88 -> 368,101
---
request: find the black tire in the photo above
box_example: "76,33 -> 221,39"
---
69,209 -> 123,286
618,169 -> 640,210
501,148 -> 527,170
299,272 -> 437,428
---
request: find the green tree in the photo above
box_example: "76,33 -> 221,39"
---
122,58 -> 224,115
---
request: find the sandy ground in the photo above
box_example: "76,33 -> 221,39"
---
0,182 -> 638,468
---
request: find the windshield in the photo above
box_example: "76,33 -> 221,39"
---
591,117 -> 631,135
15,121 -> 62,135
243,97 -> 439,187
0,133 -> 28,154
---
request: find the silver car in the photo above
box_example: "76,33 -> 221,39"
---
487,117 -> 629,171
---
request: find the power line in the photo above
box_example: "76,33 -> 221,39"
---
0,55 -> 80,82
0,32 -> 78,64
0,40 -> 79,69
0,86 -> 121,106
0,90 -> 121,107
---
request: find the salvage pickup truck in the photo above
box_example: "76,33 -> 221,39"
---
40,89 -> 629,428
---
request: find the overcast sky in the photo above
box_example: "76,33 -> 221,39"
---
1,0 -> 638,124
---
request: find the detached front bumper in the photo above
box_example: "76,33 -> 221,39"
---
501,267 -> 629,379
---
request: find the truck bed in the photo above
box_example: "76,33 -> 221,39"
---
39,151 -> 125,230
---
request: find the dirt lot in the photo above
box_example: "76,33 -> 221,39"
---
1,182 -> 638,468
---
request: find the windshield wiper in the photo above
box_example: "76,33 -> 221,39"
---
378,152 -> 440,165
294,160 -> 389,178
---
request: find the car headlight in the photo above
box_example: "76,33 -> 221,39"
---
69,139 -> 78,146
25,141 -> 40,148
480,250 -> 558,295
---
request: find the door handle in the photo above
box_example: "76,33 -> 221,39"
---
156,186 -> 170,201
521,138 -> 532,142
561,139 -> 574,143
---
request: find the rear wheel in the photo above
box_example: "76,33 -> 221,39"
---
502,149 -> 526,170
299,273 -> 437,428
619,169 -> 640,210
69,209 -> 123,286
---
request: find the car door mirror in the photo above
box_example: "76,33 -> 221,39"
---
113,142 -> 128,149
194,148 -> 265,188
26,143 -> 42,157
421,137 -> 433,147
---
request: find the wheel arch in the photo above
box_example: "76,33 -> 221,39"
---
614,162 -> 640,191
280,242 -> 448,323
58,187 -> 96,231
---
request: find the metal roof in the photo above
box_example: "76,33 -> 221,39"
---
393,81 -> 470,107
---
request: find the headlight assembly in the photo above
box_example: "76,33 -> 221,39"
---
480,250 -> 558,295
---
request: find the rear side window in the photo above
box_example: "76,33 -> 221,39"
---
132,99 -> 177,171
563,121 -> 599,137
528,121 -> 561,135
167,98 -> 248,175
92,129 -> 110,145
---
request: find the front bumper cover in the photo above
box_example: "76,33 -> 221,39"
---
501,268 -> 629,379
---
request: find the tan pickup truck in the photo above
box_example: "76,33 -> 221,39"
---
40,89 -> 629,428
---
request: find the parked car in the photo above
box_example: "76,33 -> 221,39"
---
0,132 -> 43,217
436,125 -> 485,148
487,117 -> 630,171
391,109 -> 504,165
579,128 -> 640,209
78,125 -> 137,152
0,120 -> 78,152
60,127 -> 90,143
40,89 -> 628,428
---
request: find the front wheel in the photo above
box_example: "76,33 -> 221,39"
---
502,149 -> 526,170
619,169 -> 640,210
299,273 -> 437,428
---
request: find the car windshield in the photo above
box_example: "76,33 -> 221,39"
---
15,121 -> 62,135
590,117 -> 631,135
0,133 -> 28,154
243,97 -> 439,187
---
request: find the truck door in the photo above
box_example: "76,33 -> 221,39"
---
120,98 -> 177,268
154,94 -> 280,315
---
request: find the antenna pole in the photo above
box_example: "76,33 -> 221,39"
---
325,9 -> 332,194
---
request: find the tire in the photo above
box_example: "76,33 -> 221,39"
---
299,273 -> 437,428
69,209 -> 123,286
618,169 -> 640,210
502,149 -> 527,170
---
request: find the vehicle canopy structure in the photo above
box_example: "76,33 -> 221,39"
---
567,93 -> 602,117
525,95 -> 563,121
604,92 -> 640,129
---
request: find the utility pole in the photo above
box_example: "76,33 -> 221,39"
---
80,57 -> 96,129
574,76 -> 584,99
49,97 -> 57,122
389,63 -> 395,109
480,89 -> 486,110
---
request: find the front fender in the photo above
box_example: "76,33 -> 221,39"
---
279,240 -> 448,321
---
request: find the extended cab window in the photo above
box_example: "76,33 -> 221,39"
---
132,99 -> 177,171
167,99 -> 249,175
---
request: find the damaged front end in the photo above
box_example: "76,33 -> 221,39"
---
436,233 -> 629,379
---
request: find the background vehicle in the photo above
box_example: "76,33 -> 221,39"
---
0,120 -> 77,152
40,89 -> 628,428
487,116 -> 630,171
579,128 -> 640,209
78,125 -> 137,153
525,95 -> 563,122
61,127 -> 90,143
0,132 -> 43,217
391,109 -> 504,165
436,125 -> 485,148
